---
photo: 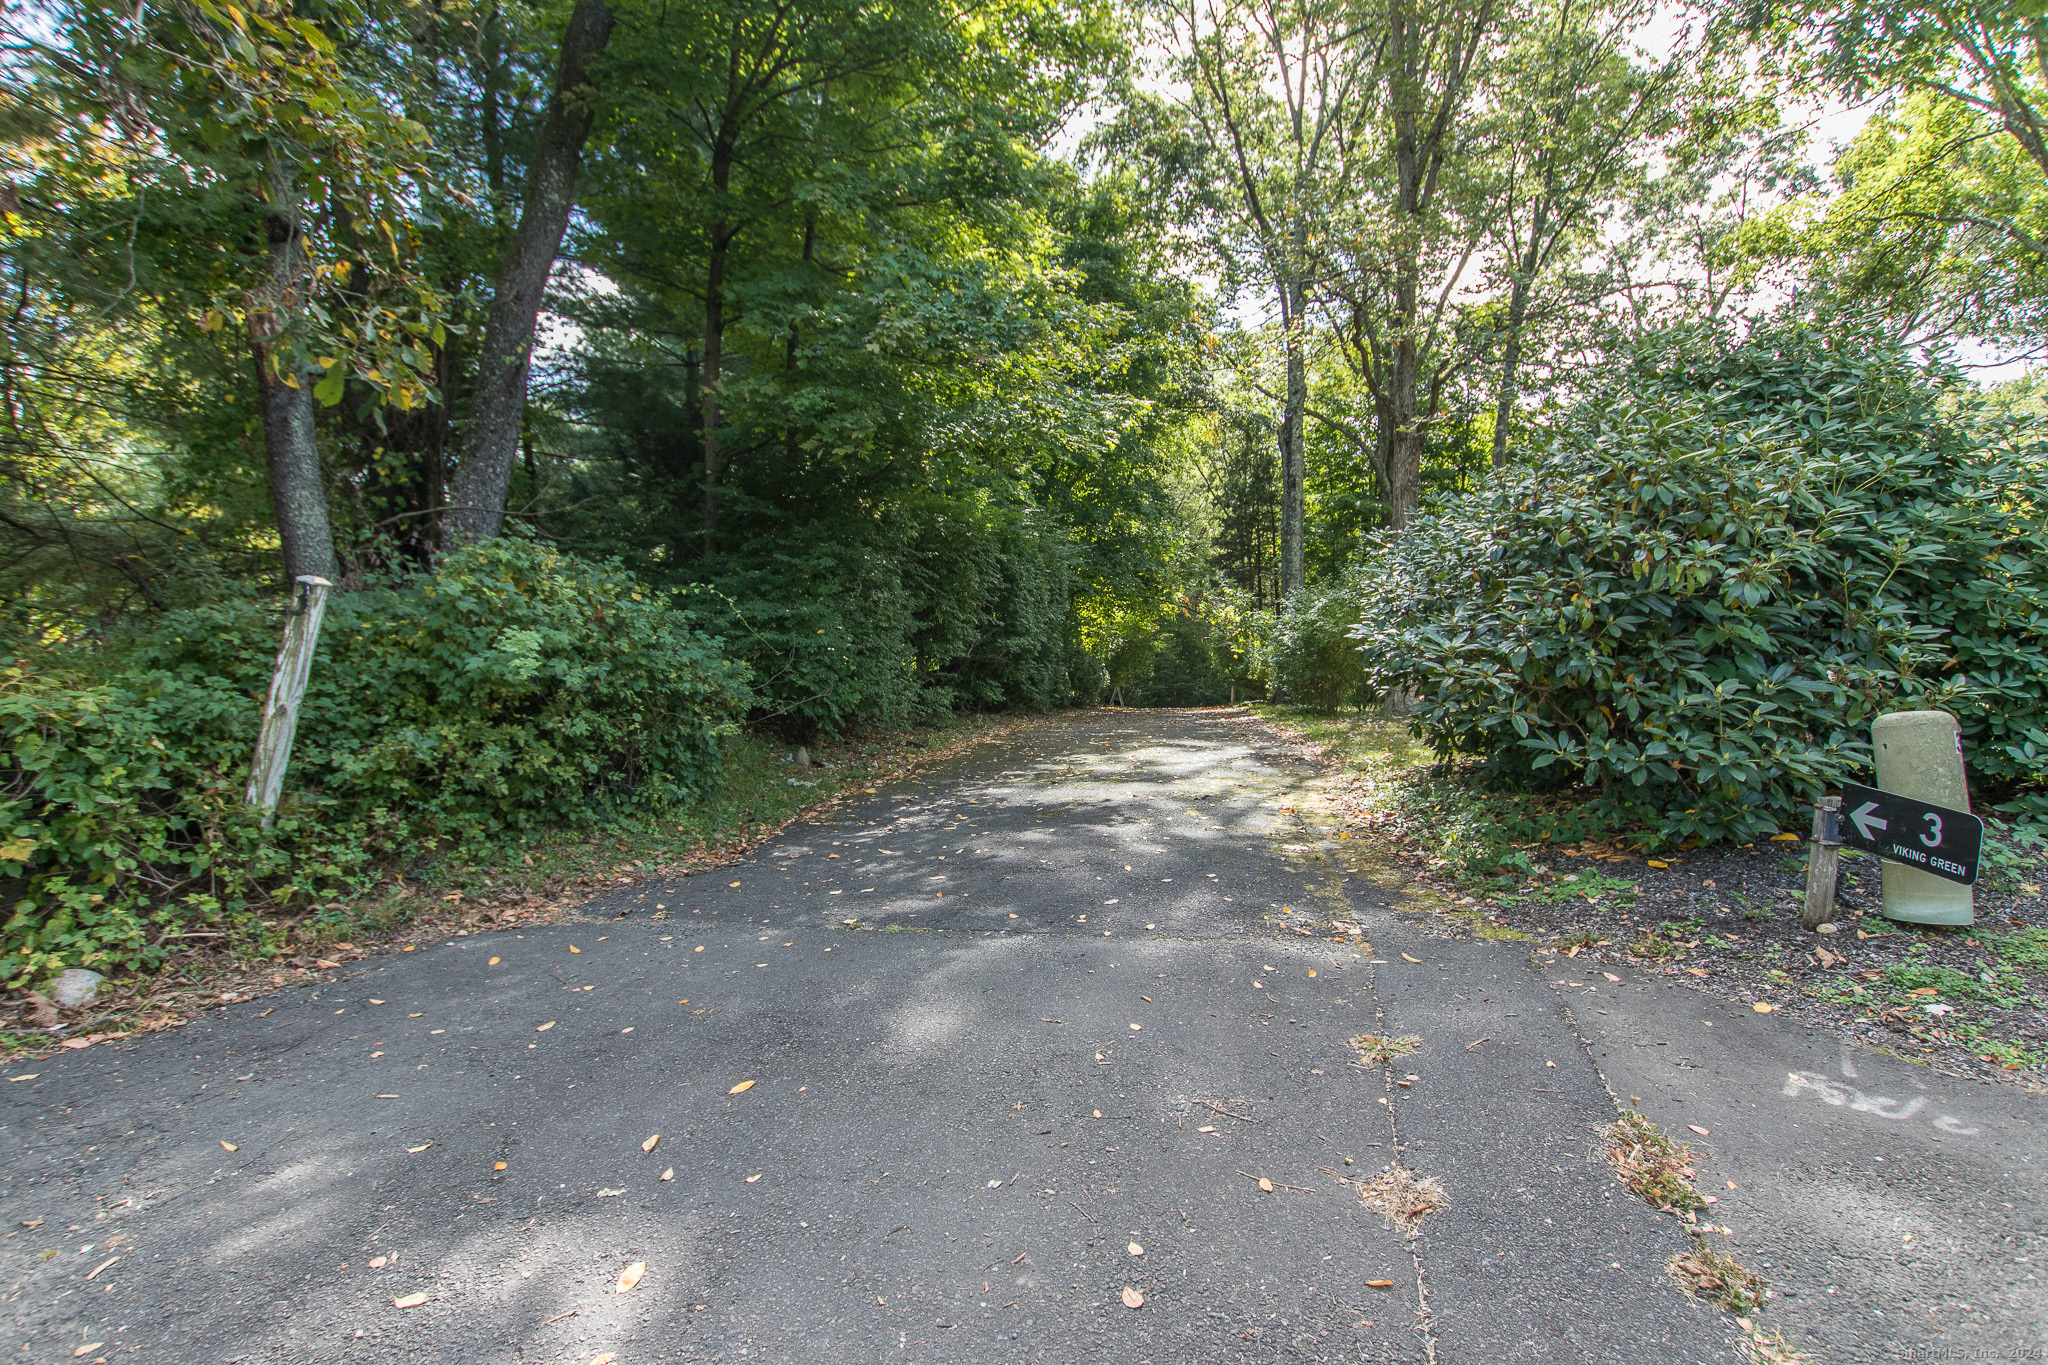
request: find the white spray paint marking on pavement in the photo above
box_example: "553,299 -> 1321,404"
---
1782,1071 -> 1979,1135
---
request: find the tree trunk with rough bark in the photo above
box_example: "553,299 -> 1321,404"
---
446,0 -> 615,543
701,217 -> 728,562
700,125 -> 739,563
249,207 -> 337,583
1277,277 -> 1307,601
1490,202 -> 1546,471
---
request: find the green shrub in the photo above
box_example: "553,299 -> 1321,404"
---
1270,574 -> 1376,712
2,541 -> 749,982
1352,319 -> 2048,845
0,666 -> 285,984
1128,610 -> 1234,705
692,505 -> 1087,736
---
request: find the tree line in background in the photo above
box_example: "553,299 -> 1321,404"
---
3,0 -> 2048,976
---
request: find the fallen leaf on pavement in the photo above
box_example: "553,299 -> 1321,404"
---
406,1143 -> 432,1154
369,998 -> 385,1005
569,946 -> 580,954
73,1345 -> 104,1358
1646,860 -> 1669,869
493,1161 -> 507,1171
1752,1002 -> 1775,1013
489,957 -> 500,965
1258,1177 -> 1274,1192
641,1134 -> 661,1153
1128,1242 -> 1144,1256
728,1080 -> 755,1094
616,1261 -> 646,1293
393,1292 -> 427,1309
535,1021 -> 556,1032
368,1256 -> 388,1269
660,1168 -> 674,1181
315,959 -> 342,969
1686,968 -> 1709,976
1366,1280 -> 1394,1289
1601,972 -> 1621,983
590,1355 -> 617,1365
1400,954 -> 1421,963
729,881 -> 742,888
1688,1125 -> 1710,1136
1128,1023 -> 1142,1031
60,1038 -> 92,1049
1121,1287 -> 1144,1309
220,1141 -> 238,1151
7,1074 -> 39,1081
745,1173 -> 762,1183
1771,833 -> 1799,842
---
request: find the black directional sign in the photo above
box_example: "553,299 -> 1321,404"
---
1836,781 -> 1983,886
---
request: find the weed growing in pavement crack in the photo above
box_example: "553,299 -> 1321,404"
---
1740,1324 -> 1812,1365
1669,1243 -> 1765,1314
1347,1034 -> 1420,1066
1602,1110 -> 1706,1214
1356,1164 -> 1445,1228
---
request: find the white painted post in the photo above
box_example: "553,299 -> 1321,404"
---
246,575 -> 333,826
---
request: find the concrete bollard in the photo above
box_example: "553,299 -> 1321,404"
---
1872,710 -> 1973,926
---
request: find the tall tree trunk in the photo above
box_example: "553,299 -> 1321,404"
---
1386,6 -> 1423,531
248,203 -> 337,583
481,4 -> 507,219
1489,275 -> 1532,471
701,136 -> 736,562
1277,277 -> 1307,601
1380,0 -> 1490,529
446,0 -> 615,543
1387,251 -> 1422,531
1490,204 -> 1546,470
701,224 -> 728,563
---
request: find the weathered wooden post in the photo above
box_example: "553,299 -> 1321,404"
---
246,574 -> 333,826
1801,794 -> 1843,930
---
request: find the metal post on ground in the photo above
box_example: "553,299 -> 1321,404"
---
1802,794 -> 1843,930
246,574 -> 333,827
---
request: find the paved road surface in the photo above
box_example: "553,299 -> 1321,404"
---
3,709 -> 2038,1363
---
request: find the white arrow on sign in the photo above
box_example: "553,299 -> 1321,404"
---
1849,802 -> 1888,840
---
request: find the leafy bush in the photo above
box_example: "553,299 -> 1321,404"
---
693,505 -> 1088,737
1269,574 -> 1375,712
1353,319 -> 2048,845
1124,610 -> 1230,705
2,541 -> 748,982
0,667 -> 286,984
